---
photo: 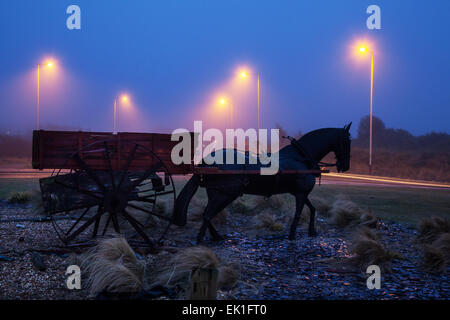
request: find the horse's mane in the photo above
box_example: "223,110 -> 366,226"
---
279,128 -> 334,152
299,128 -> 340,141
279,127 -> 350,158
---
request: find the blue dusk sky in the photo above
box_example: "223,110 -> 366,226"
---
0,0 -> 449,136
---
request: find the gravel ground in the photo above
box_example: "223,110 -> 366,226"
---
0,199 -> 448,300
0,201 -> 87,299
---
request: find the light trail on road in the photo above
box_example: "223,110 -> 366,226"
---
322,172 -> 450,189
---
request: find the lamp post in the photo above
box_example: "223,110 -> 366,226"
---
359,46 -> 374,175
36,61 -> 54,130
257,73 -> 260,132
113,94 -> 129,134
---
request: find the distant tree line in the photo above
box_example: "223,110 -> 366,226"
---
345,116 -> 450,181
353,115 -> 450,153
0,119 -> 449,181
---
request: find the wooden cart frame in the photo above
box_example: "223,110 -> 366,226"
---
32,130 -> 326,249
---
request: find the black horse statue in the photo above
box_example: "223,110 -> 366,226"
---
172,123 -> 352,243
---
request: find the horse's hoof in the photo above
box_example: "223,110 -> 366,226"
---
308,230 -> 317,237
261,234 -> 287,240
212,235 -> 225,242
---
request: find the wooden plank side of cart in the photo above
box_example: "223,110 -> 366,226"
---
32,130 -> 195,174
33,130 -> 115,170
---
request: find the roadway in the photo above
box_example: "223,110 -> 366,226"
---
0,169 -> 449,190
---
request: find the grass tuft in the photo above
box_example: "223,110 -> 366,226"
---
417,216 -> 450,244
350,227 -> 398,272
218,263 -> 239,290
150,246 -> 219,290
328,199 -> 377,228
229,198 -> 252,215
329,200 -> 363,227
149,246 -> 239,297
421,232 -> 450,274
7,191 -> 32,204
253,211 -> 284,231
423,244 -> 447,274
80,237 -> 144,296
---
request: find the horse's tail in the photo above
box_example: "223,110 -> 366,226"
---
172,174 -> 201,226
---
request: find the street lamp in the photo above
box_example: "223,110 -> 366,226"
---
238,69 -> 261,132
114,94 -> 130,134
36,60 -> 55,130
358,45 -> 375,175
218,97 -> 233,128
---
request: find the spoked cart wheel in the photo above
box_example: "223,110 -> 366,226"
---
39,139 -> 176,249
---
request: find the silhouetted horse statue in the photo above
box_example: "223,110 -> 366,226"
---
173,123 -> 352,243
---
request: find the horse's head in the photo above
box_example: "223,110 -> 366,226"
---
334,123 -> 352,172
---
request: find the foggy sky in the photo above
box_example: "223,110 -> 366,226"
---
0,0 -> 449,136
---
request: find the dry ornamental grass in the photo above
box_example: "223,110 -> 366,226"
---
349,227 -> 400,272
328,199 -> 377,228
80,237 -> 145,296
148,246 -> 239,297
417,216 -> 450,244
418,217 -> 450,274
7,191 -> 32,204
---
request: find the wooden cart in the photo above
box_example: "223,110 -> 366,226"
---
32,130 -> 326,248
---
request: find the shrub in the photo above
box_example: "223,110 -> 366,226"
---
7,191 -> 32,204
417,216 -> 450,244
422,233 -> 450,274
350,227 -> 398,272
80,237 -> 145,296
149,246 -> 239,296
328,199 -> 377,228
218,264 -> 239,290
328,200 -> 363,227
150,246 -> 219,290
229,198 -> 252,215
253,211 -> 284,231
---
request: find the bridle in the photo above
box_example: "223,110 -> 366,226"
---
283,130 -> 350,170
329,130 -> 350,171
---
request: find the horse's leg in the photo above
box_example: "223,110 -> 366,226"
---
197,201 -> 226,244
197,202 -> 212,244
197,189 -> 238,244
289,193 -> 307,240
207,222 -> 223,241
305,197 -> 317,237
